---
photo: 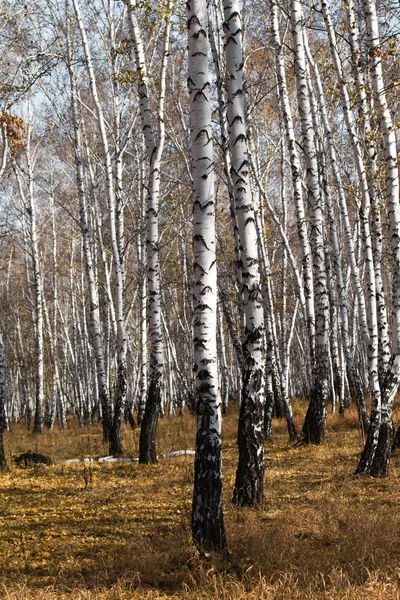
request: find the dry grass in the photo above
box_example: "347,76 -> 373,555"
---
1,405 -> 400,599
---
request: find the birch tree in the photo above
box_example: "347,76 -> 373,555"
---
125,0 -> 172,463
302,28 -> 369,430
72,0 -> 128,455
356,0 -> 400,476
188,0 -> 226,549
223,0 -> 266,505
291,0 -> 330,443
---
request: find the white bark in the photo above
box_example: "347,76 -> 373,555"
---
125,0 -> 171,461
188,0 -> 225,550
0,122 -> 8,180
66,14 -> 112,440
321,0 -> 383,465
50,191 -> 66,428
271,0 -> 315,360
356,0 -> 400,475
346,0 -> 390,379
363,0 -> 400,358
224,0 -> 266,505
303,32 -> 369,428
73,0 -> 128,454
291,0 -> 330,443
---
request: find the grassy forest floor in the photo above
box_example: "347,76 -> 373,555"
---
1,404 -> 400,599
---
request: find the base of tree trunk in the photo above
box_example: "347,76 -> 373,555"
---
282,393 -> 297,441
192,429 -> 226,551
124,405 -> 136,429
356,420 -> 394,477
33,420 -> 43,435
273,391 -> 284,419
302,383 -> 327,444
233,369 -> 265,507
348,370 -> 369,433
109,365 -> 127,456
287,419 -> 297,441
0,441 -> 8,471
109,426 -> 123,456
99,390 -> 111,443
33,399 -> 44,434
139,379 -> 161,464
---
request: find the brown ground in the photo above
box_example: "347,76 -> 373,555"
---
1,404 -> 400,599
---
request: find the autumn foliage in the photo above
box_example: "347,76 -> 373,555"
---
0,112 -> 27,159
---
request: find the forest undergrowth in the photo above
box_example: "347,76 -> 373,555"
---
1,404 -> 400,599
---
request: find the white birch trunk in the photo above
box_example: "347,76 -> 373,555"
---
217,303 -> 229,415
138,174 -> 147,424
321,0 -> 383,469
347,0 -> 391,381
0,121 -> 8,180
291,0 -> 330,443
271,0 -> 315,362
188,0 -> 225,550
73,0 -> 128,455
125,0 -> 171,462
50,192 -> 67,429
223,0 -> 266,506
357,0 -> 400,475
303,33 -> 370,430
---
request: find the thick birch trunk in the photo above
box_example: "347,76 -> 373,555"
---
188,0 -> 226,551
138,208 -> 147,425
